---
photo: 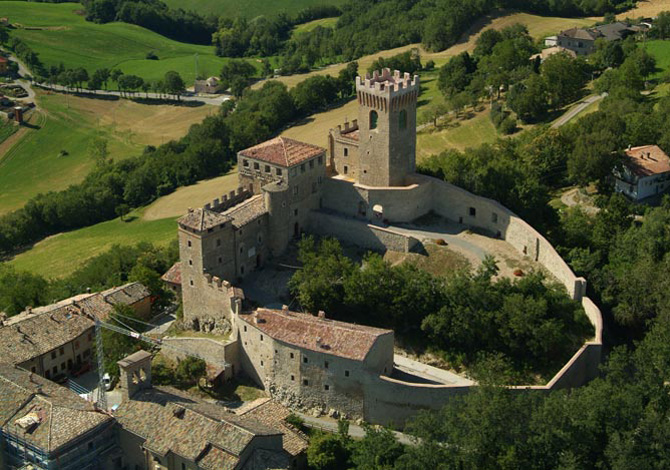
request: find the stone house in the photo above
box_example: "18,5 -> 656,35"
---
194,77 -> 222,94
0,364 -> 117,470
235,308 -> 394,418
0,283 -> 151,381
161,261 -> 182,295
614,145 -> 670,201
556,28 -> 602,56
113,350 -> 307,470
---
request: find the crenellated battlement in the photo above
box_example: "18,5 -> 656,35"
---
355,69 -> 419,113
355,68 -> 419,95
204,184 -> 254,213
332,119 -> 359,138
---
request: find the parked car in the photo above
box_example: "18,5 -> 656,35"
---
71,362 -> 91,377
102,373 -> 112,391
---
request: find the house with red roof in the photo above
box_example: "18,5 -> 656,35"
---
615,145 -> 670,201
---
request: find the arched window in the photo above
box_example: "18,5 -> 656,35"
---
399,109 -> 407,130
369,110 -> 378,129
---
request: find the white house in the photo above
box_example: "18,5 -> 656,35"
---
615,145 -> 670,201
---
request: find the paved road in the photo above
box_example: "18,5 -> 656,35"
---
296,412 -> 418,446
551,93 -> 607,129
3,50 -> 230,106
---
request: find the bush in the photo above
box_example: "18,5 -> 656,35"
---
499,116 -> 517,135
145,51 -> 158,60
286,413 -> 305,429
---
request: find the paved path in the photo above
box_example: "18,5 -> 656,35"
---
390,221 -> 489,262
296,412 -> 417,446
393,355 -> 474,386
551,93 -> 607,129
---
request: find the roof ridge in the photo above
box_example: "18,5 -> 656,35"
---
258,308 -> 388,334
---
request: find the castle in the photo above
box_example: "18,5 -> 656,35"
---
171,69 -> 604,425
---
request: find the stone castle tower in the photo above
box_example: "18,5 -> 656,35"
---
356,69 -> 419,187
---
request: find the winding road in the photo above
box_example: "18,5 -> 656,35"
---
551,93 -> 607,129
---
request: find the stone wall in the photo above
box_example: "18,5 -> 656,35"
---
307,211 -> 419,253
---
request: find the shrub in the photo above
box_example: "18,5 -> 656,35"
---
145,51 -> 159,60
499,116 -> 517,135
286,413 -> 305,429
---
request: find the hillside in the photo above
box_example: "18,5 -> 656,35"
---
0,90 -> 215,215
161,0 -> 345,19
1,1 -> 257,83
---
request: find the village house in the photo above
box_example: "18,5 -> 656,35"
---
555,28 -> 602,56
0,282 -> 150,381
113,350 -> 308,470
614,145 -> 670,201
194,77 -> 222,94
0,364 -> 117,470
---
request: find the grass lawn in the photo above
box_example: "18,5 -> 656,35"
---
384,244 -> 471,278
292,17 -> 338,36
1,1 -> 259,83
143,171 -> 240,221
161,0 -> 346,19
8,208 -> 178,278
645,40 -> 670,79
0,90 -> 215,215
0,119 -> 18,144
417,107 -> 500,159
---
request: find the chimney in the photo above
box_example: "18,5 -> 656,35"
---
317,311 -> 326,319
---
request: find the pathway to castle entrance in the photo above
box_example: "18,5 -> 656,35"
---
390,219 -> 544,280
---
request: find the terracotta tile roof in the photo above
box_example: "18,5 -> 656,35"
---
114,386 -> 284,468
0,305 -> 93,366
239,309 -> 393,361
162,262 -> 182,285
237,398 -> 308,456
239,137 -> 325,167
341,129 -> 359,141
221,195 -> 268,229
559,28 -> 601,40
624,145 -> 670,177
179,208 -> 232,232
0,364 -> 113,454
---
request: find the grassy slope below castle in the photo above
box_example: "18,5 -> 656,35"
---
0,90 -> 216,215
0,1 -> 258,83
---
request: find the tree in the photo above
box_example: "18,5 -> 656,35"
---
100,304 -> 143,378
567,130 -> 619,186
306,431 -> 351,470
89,137 -> 109,166
350,425 -> 403,470
175,356 -> 206,387
115,203 -> 130,221
507,74 -> 549,123
110,68 -> 123,86
474,28 -> 503,57
420,98 -> 450,127
0,26 -> 10,45
164,71 -> 185,101
438,52 -> 476,98
541,53 -> 588,108
654,11 -> 670,39
220,59 -> 256,90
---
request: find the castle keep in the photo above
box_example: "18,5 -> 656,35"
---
171,68 -> 604,426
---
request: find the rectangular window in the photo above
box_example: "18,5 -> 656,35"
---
182,464 -> 186,470
218,257 -> 223,264
309,160 -> 315,169
52,366 -> 57,375
294,209 -> 298,216
303,356 -> 308,364
260,334 -> 264,341
189,259 -> 193,266
217,238 -> 221,246
277,168 -> 283,176
84,349 -> 91,358
318,155 -> 323,165
254,162 -> 260,170
188,240 -> 192,247
324,384 -> 330,391
60,363 -> 66,371
291,375 -> 295,381
301,163 -> 306,173
293,185 -> 299,196
265,165 -> 271,173
190,279 -> 194,286
469,207 -> 476,217
244,326 -> 247,332
290,352 -> 294,359
343,148 -> 348,157
345,370 -> 350,377
303,379 -> 309,386
243,159 -> 249,167
51,351 -> 56,360
59,347 -> 65,356
324,361 -> 329,369
75,340 -> 79,349
261,360 -> 264,366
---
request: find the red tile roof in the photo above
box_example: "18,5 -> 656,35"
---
341,129 -> 359,141
239,308 -> 392,361
239,137 -> 325,167
162,262 -> 182,286
624,145 -> 670,177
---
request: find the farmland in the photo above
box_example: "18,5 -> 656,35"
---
0,90 -> 215,215
1,1 -> 258,83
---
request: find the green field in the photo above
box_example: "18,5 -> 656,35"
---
8,209 -> 178,278
0,90 -> 215,215
292,17 -> 338,35
645,40 -> 670,79
1,1 -> 257,83
162,0 -> 345,19
0,120 -> 18,144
